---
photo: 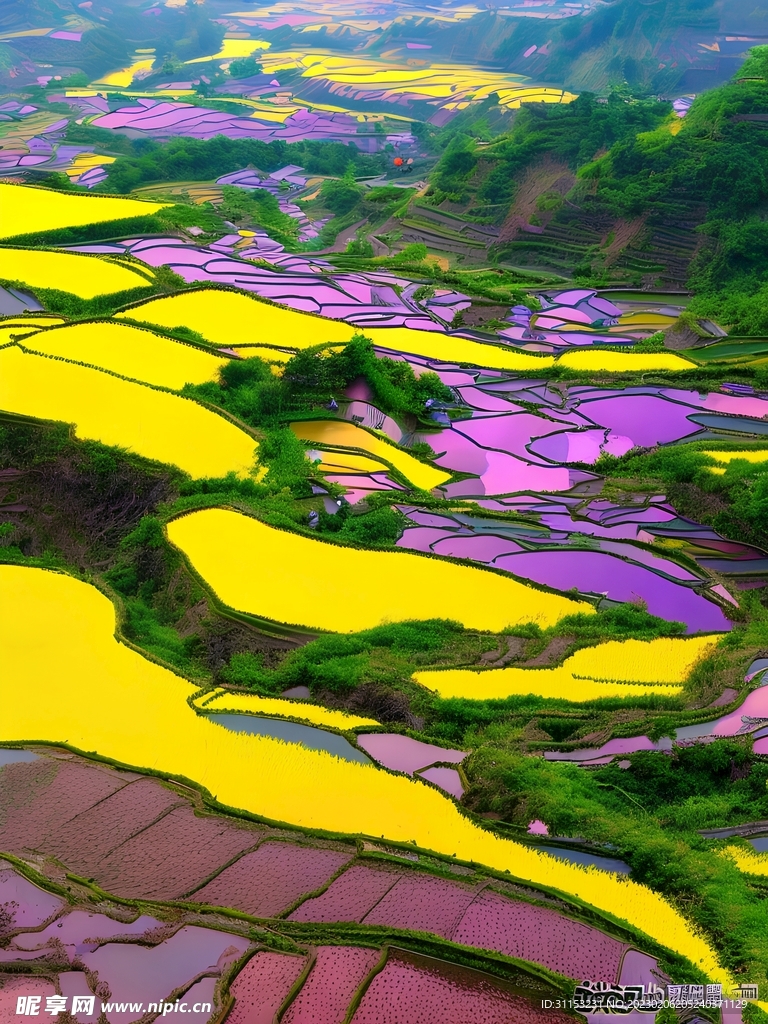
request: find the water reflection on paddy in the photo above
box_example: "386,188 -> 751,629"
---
534,844 -> 631,875
207,713 -> 371,764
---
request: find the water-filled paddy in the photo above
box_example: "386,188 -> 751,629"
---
208,713 -> 371,764
530,844 -> 631,875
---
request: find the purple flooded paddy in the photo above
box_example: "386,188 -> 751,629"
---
356,734 -> 466,775
576,394 -> 702,446
493,549 -> 730,632
712,687 -> 768,736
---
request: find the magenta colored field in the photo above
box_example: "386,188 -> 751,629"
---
282,946 -> 380,1024
355,734 -> 466,775
289,864 -> 400,923
190,841 -> 352,916
418,766 -> 465,798
453,889 -> 626,982
362,875 -> 479,938
0,760 -> 128,851
228,951 -> 308,1024
350,950 -> 575,1024
46,777 -> 184,877
713,686 -> 768,735
0,979 -> 56,1023
93,806 -> 259,900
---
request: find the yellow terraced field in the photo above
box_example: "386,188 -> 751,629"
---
0,346 -> 258,479
166,507 -> 591,632
567,636 -> 719,682
414,666 -> 683,702
0,183 -> 169,240
119,289 -> 354,347
291,420 -> 449,490
21,320 -> 227,390
557,350 -> 696,373
315,451 -> 387,474
703,450 -> 768,466
0,564 -> 734,991
0,248 -> 152,299
118,290 -> 556,372
0,316 -> 66,346
721,845 -> 768,877
414,635 -> 719,702
258,51 -> 576,112
194,688 -> 379,729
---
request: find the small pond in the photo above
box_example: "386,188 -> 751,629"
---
534,844 -> 631,875
0,749 -> 38,766
207,714 -> 371,764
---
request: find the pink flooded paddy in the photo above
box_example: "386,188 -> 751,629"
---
189,840 -> 352,917
362,874 -> 480,938
349,949 -> 575,1024
418,766 -> 465,798
0,863 -> 64,928
228,951 -> 308,1024
282,946 -> 380,1024
288,864 -> 400,924
356,734 -> 466,775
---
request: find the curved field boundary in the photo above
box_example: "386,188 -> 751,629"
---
192,688 -> 379,730
165,507 -> 592,633
115,288 -> 557,372
0,565 -> 733,988
0,183 -> 170,241
19,319 -> 228,391
0,246 -> 155,300
291,419 -> 451,491
0,346 -> 259,479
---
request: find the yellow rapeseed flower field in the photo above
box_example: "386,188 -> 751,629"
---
166,507 -> 590,632
720,845 -> 768,878
231,346 -> 294,363
415,665 -> 683,702
0,316 -> 66,347
0,248 -> 152,300
22,320 -> 227,390
0,346 -> 258,479
567,636 -> 720,682
118,290 -> 556,372
414,636 -> 719,701
703,450 -> 768,466
314,451 -> 387,474
118,289 -> 354,347
291,420 -> 450,490
557,350 -> 696,373
194,688 -> 379,729
0,565 -> 735,990
0,183 -> 169,240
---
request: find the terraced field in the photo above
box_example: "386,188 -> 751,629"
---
2,12 -> 768,1020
